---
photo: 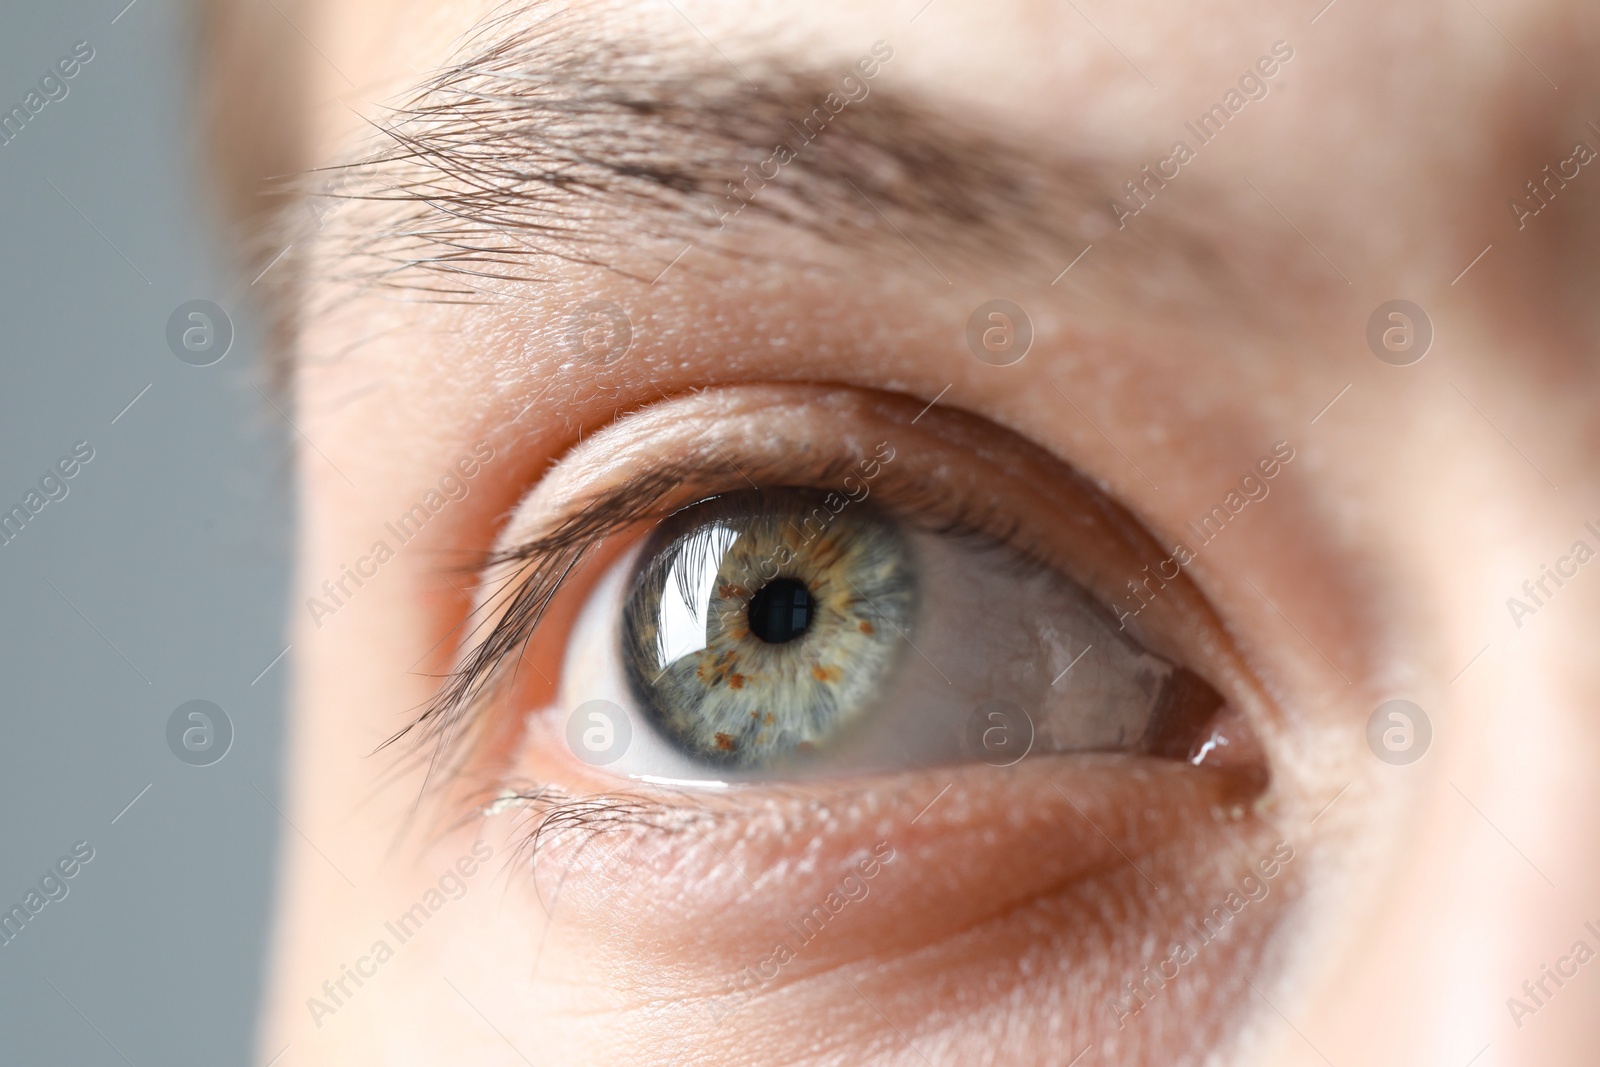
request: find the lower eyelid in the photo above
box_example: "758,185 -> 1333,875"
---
483,749 -> 1277,990
480,733 -> 1282,1067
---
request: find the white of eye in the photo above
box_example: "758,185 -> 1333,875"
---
558,525 -> 1206,784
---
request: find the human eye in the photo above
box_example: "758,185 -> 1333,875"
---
565,482 -> 1220,781
408,383 -> 1264,802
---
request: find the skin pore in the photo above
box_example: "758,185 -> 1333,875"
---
252,0 -> 1600,1063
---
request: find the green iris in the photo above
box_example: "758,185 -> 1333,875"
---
622,489 -> 916,768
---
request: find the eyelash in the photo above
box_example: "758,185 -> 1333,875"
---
392,464 -> 724,868
395,448 -> 1045,783
391,466 -> 683,769
394,400 -> 1228,869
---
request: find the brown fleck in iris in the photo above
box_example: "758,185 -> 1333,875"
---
729,672 -> 746,689
812,664 -> 842,683
812,535 -> 847,569
714,732 -> 737,751
858,620 -> 875,634
698,649 -> 742,686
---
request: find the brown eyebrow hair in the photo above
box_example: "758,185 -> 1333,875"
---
282,3 -> 1239,314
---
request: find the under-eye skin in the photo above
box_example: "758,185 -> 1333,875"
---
405,385 -> 1260,805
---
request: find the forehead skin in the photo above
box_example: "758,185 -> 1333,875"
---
267,0 -> 1600,1064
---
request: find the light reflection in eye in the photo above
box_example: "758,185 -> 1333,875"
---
654,524 -> 738,666
624,489 -> 917,768
558,488 -> 1223,782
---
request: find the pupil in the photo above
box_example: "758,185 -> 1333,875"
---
747,578 -> 813,644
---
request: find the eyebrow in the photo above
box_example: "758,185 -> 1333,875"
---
302,5 -> 1245,305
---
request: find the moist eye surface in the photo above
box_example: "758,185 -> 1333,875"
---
622,488 -> 917,768
563,482 -> 1229,781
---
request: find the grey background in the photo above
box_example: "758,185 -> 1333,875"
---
1,1 -> 290,1064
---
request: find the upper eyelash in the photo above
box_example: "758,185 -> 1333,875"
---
393,437 -> 1129,798
387,465 -> 688,782
394,449 -> 885,776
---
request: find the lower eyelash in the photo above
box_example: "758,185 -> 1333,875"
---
480,780 -> 723,886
